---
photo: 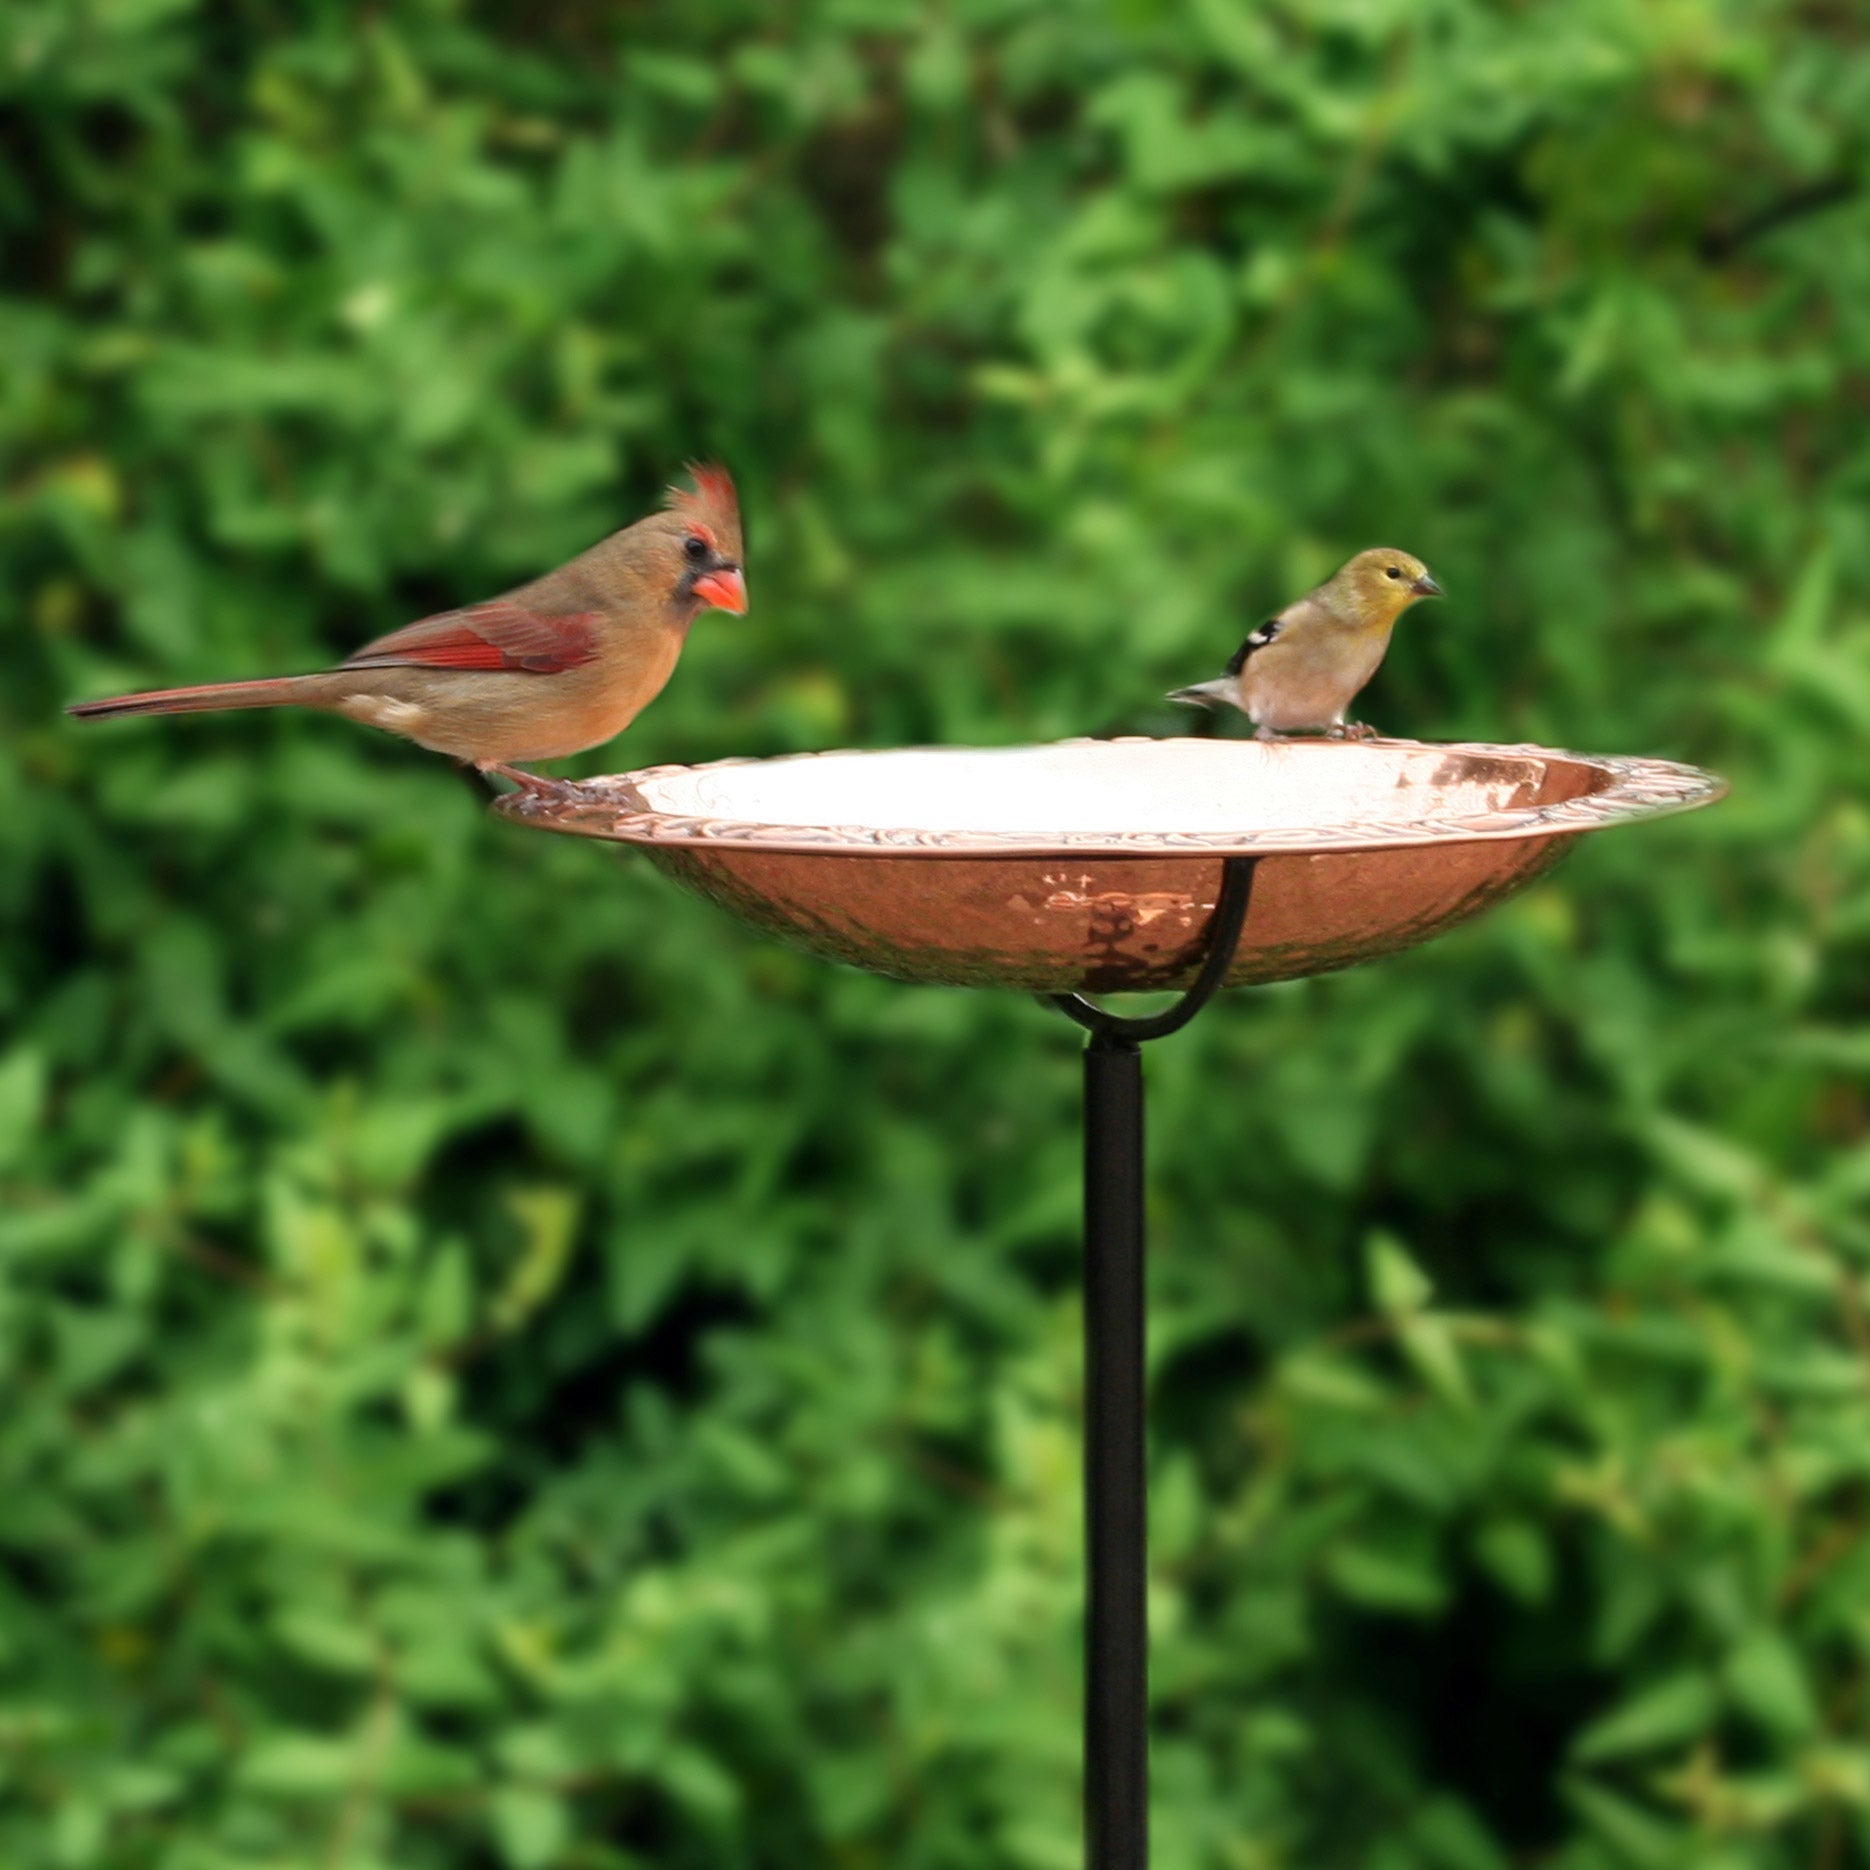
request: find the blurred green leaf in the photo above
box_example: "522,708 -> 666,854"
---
1368,1232 -> 1434,1315
0,1048 -> 46,1169
492,1787 -> 570,1870
1573,1672 -> 1719,1763
1725,1630 -> 1819,1740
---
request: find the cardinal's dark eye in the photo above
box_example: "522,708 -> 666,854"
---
1385,566 -> 1402,580
683,534 -> 709,562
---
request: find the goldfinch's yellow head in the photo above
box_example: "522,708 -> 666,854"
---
1326,548 -> 1443,630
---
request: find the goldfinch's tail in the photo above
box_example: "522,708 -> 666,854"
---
1166,678 -> 1237,710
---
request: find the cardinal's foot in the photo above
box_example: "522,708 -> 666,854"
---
1331,722 -> 1379,741
477,762 -> 579,800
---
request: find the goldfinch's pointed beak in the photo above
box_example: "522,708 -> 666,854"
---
1412,572 -> 1443,599
693,567 -> 747,614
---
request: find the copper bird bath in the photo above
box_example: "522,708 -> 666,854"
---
493,736 -> 1723,1870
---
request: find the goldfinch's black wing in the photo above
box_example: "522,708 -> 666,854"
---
1223,618 -> 1280,676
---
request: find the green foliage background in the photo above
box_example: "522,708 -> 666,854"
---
4,1 -> 1870,1865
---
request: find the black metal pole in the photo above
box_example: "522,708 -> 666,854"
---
1047,856 -> 1258,1870
1083,1032 -> 1148,1870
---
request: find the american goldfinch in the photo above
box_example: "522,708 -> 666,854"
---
69,465 -> 747,796
1168,547 -> 1441,739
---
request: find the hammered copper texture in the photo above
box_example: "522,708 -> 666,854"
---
493,739 -> 1724,993
642,839 -> 1570,990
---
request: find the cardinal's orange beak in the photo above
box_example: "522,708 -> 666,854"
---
693,567 -> 747,615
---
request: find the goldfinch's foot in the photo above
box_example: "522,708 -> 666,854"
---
1334,722 -> 1379,742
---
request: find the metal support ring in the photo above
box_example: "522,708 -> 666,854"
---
1045,855 -> 1258,1046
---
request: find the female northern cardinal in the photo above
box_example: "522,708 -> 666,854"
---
68,464 -> 747,794
1168,547 -> 1441,739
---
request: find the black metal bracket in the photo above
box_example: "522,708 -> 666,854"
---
1044,856 -> 1256,1870
1046,855 -> 1258,1045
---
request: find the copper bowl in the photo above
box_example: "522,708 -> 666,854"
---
493,738 -> 1724,993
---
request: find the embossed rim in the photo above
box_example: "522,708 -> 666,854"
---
492,737 -> 1727,856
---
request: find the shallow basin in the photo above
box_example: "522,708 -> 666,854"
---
493,738 -> 1724,992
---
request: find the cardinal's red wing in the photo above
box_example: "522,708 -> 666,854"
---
343,601 -> 602,675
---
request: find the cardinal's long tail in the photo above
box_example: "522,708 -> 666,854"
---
67,676 -> 312,721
